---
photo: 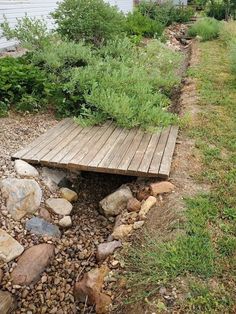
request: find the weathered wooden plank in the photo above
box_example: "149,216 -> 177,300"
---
158,126 -> 178,178
149,126 -> 171,174
12,118 -> 69,160
117,129 -> 144,171
68,122 -> 112,167
138,131 -> 162,173
24,120 -> 77,162
98,128 -> 130,168
79,123 -> 117,167
128,133 -> 152,172
40,122 -> 84,164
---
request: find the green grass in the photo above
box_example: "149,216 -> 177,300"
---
188,17 -> 220,41
124,39 -> 236,312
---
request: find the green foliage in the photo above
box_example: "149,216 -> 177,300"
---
51,0 -> 126,46
229,41 -> 236,75
0,57 -> 51,112
138,1 -> 194,26
206,0 -> 236,20
0,15 -> 50,49
217,235 -> 236,256
125,10 -> 164,38
188,18 -> 220,41
219,20 -> 236,45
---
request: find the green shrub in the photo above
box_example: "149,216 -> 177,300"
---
229,42 -> 236,75
0,15 -> 50,49
125,10 -> 164,38
52,0 -> 126,46
0,57 -> 51,112
219,20 -> 236,45
138,1 -> 194,26
188,18 -> 220,41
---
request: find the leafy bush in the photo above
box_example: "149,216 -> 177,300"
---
206,0 -> 236,20
188,18 -> 220,41
138,1 -> 194,26
0,15 -> 50,49
52,0 -> 126,46
0,57 -> 51,112
125,10 -> 164,38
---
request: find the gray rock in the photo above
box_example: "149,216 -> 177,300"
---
96,241 -> 122,262
0,290 -> 15,314
46,198 -> 72,216
42,167 -> 67,192
59,216 -> 72,227
14,160 -> 39,178
99,185 -> 133,217
26,217 -> 61,238
0,229 -> 24,263
0,178 -> 42,220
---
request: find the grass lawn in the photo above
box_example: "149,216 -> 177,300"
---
124,39 -> 236,313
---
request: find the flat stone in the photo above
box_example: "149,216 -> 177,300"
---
139,196 -> 156,220
46,198 -> 72,216
96,241 -> 122,262
11,244 -> 55,285
127,197 -> 141,212
25,217 -> 61,238
0,229 -> 24,263
133,221 -> 145,230
60,187 -> 78,202
58,216 -> 72,228
112,224 -> 133,240
14,160 -> 39,178
150,181 -> 175,196
0,178 -> 42,220
42,167 -> 67,192
99,185 -> 133,217
0,291 -> 15,314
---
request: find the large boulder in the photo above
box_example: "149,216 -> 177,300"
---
11,243 -> 55,285
0,229 -> 24,263
0,291 -> 15,314
99,186 -> 133,217
25,217 -> 61,238
46,198 -> 72,216
74,266 -> 111,314
0,178 -> 42,220
14,160 -> 39,178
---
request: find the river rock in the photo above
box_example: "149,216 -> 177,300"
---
74,266 -> 111,313
46,198 -> 72,216
133,221 -> 145,230
59,216 -> 72,228
0,269 -> 3,282
99,185 -> 133,217
139,196 -> 156,220
96,241 -> 122,262
0,229 -> 24,263
39,208 -> 52,222
0,178 -> 42,220
11,244 -> 55,285
150,181 -> 175,196
14,160 -> 39,178
42,167 -> 67,192
60,187 -> 78,202
0,291 -> 15,314
127,197 -> 141,212
26,217 -> 61,238
112,224 -> 133,240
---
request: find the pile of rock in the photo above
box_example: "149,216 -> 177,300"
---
165,23 -> 190,51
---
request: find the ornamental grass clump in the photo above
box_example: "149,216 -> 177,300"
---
188,18 -> 220,41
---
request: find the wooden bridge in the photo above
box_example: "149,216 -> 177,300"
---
12,118 -> 178,178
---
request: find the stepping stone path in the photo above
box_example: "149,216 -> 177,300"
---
26,217 -> 61,238
60,187 -> 78,202
0,229 -> 24,262
0,178 -> 42,220
46,198 -> 72,216
11,243 -> 55,285
99,185 -> 133,217
14,160 -> 39,177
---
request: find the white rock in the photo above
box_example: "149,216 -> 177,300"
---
133,221 -> 145,230
139,196 -> 156,220
0,178 -> 42,220
46,198 -> 72,216
0,229 -> 24,262
99,185 -> 133,217
14,160 -> 39,178
59,216 -> 72,227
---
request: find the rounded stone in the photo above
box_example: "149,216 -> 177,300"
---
46,198 -> 72,216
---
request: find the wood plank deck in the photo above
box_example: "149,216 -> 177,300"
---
12,119 -> 178,178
